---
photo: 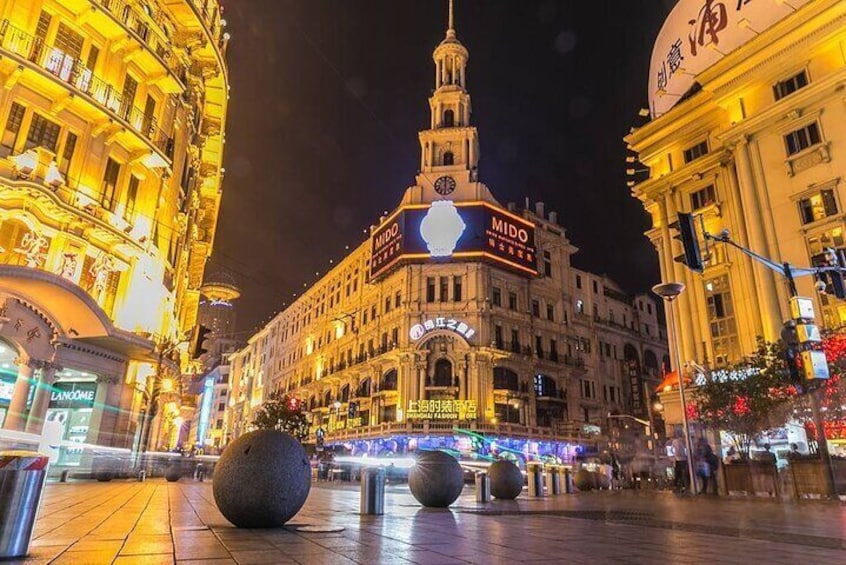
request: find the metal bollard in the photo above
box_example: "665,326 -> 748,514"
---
360,467 -> 385,515
138,470 -> 146,482
527,462 -> 544,497
196,464 -> 205,482
562,467 -> 574,494
546,466 -> 561,495
0,451 -> 50,559
475,471 -> 491,503
59,469 -> 70,483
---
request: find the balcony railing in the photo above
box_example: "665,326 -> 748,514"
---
0,21 -> 173,159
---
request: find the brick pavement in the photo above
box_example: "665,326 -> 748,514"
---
9,480 -> 846,564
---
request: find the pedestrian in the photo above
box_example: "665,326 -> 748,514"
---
725,446 -> 741,464
610,453 -> 621,489
671,435 -> 688,492
694,437 -> 715,495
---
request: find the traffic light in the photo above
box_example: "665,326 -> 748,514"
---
669,212 -> 704,273
780,320 -> 802,386
190,324 -> 212,359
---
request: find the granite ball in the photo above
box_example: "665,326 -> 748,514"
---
164,465 -> 182,482
595,471 -> 611,490
573,469 -> 596,491
488,460 -> 523,499
213,429 -> 311,528
408,450 -> 464,507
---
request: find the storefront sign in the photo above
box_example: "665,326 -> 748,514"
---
410,318 -> 475,342
407,399 -> 477,420
648,0 -> 812,117
627,360 -> 645,417
370,202 -> 537,278
48,382 -> 97,409
805,421 -> 846,442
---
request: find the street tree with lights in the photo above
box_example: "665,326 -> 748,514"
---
251,391 -> 311,442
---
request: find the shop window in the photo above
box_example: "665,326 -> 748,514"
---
683,140 -> 709,164
798,189 -> 837,225
784,122 -> 821,156
690,185 -> 716,210
773,70 -> 808,101
433,359 -> 453,387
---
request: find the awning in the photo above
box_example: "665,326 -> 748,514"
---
654,371 -> 692,393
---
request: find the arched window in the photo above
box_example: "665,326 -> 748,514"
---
380,369 -> 397,391
534,374 -> 557,398
493,367 -> 519,391
443,151 -> 454,166
340,384 -> 349,402
309,396 -> 316,410
433,359 -> 453,387
358,377 -> 371,398
443,109 -> 455,127
644,350 -> 659,371
323,390 -> 332,407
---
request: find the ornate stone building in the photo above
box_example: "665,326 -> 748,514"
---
0,0 -> 228,465
226,6 -> 667,461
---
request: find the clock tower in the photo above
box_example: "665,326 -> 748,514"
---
403,0 -> 496,206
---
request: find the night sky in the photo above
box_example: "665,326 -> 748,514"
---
214,0 -> 677,335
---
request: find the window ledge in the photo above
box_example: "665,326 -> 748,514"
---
786,142 -> 831,177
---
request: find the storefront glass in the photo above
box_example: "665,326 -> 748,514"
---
0,339 -> 18,428
47,372 -> 98,466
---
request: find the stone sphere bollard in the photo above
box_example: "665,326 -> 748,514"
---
594,471 -> 610,490
408,450 -> 464,507
573,469 -> 596,491
488,460 -> 523,499
165,464 -> 182,482
213,429 -> 311,528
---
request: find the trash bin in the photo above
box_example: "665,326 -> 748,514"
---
360,467 -> 385,515
527,462 -> 544,497
475,471 -> 491,503
561,467 -> 574,494
545,466 -> 561,495
0,451 -> 50,559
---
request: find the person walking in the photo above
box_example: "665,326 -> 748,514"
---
671,435 -> 688,493
694,437 -> 716,494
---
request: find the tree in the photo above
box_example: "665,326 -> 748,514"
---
692,340 -> 796,457
251,391 -> 311,441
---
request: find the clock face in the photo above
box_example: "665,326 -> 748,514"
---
434,176 -> 457,196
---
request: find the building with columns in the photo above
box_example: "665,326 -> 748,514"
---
226,4 -> 668,462
628,0 -> 846,372
0,0 -> 228,468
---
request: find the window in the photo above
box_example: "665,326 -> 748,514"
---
395,291 -> 401,308
510,329 -> 520,353
535,336 -> 544,359
798,189 -> 838,226
531,299 -> 540,317
25,114 -> 61,152
100,158 -> 121,210
119,75 -> 138,121
439,276 -> 449,302
426,277 -> 435,302
683,140 -> 709,164
443,151 -> 454,166
59,132 -> 77,175
580,379 -> 596,399
784,123 -> 821,156
542,251 -> 552,277
592,280 -> 598,294
647,303 -> 653,315
549,339 -> 558,360
443,109 -> 454,127
546,305 -> 555,321
774,70 -> 808,101
705,275 -> 739,366
494,324 -> 503,348
690,185 -> 716,210
1,102 -> 25,154
453,276 -> 462,301
384,296 -> 391,314
363,310 -> 368,325
508,292 -> 517,311
575,299 -> 584,314
575,275 -> 582,289
124,175 -> 139,222
492,287 -> 502,307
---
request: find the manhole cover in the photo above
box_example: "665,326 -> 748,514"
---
296,525 -> 345,533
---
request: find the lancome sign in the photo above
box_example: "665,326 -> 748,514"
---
49,382 -> 97,409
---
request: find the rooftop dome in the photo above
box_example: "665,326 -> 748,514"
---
200,270 -> 241,302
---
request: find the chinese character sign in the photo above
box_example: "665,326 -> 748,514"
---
406,399 -> 478,421
648,0 -> 812,117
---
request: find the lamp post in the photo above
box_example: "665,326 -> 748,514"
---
653,282 -> 697,493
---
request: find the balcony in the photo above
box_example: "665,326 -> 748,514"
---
0,21 -> 173,162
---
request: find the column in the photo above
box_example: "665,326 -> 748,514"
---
25,364 -> 60,434
3,359 -> 36,431
663,193 -> 696,366
733,137 -> 781,342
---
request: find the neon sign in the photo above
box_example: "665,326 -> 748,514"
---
410,318 -> 475,341
407,399 -> 477,420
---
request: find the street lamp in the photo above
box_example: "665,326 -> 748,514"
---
652,282 -> 697,493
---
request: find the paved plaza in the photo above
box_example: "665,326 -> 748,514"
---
10,480 -> 846,564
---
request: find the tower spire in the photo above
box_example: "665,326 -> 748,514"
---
448,0 -> 455,33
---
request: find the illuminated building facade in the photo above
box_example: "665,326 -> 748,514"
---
628,0 -> 846,371
226,7 -> 668,461
0,0 -> 228,462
